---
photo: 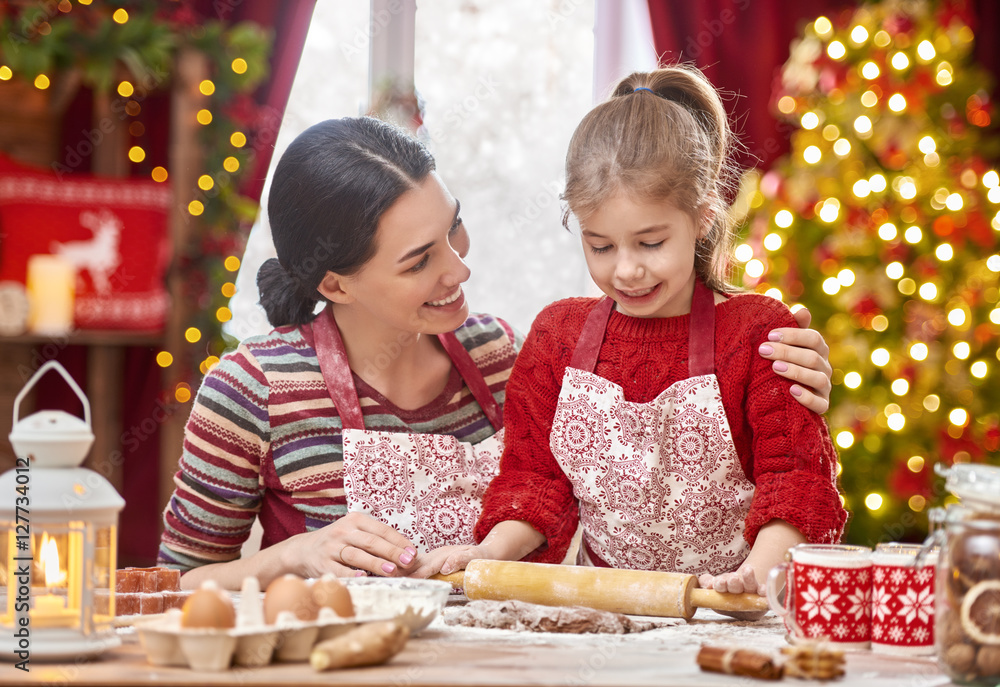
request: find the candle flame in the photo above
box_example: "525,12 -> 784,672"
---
41,534 -> 62,587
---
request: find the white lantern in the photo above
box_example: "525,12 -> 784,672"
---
1,361 -> 124,662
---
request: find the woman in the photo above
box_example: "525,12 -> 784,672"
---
158,117 -> 833,589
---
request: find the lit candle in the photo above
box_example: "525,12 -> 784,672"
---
32,534 -> 67,620
30,589 -> 71,629
33,593 -> 66,615
26,254 -> 75,335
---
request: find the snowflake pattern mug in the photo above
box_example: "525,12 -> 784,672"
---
766,544 -> 873,648
871,543 -> 936,655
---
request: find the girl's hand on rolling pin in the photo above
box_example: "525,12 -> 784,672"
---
698,564 -> 765,596
407,544 -> 490,579
758,306 -> 833,414
286,512 -> 417,579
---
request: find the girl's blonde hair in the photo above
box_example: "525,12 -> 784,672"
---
563,65 -> 741,293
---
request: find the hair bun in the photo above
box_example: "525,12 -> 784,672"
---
257,258 -> 321,327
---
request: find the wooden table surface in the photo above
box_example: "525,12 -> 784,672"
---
3,609 -> 954,687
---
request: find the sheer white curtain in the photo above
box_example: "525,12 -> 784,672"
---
229,1 -> 596,340
412,1 -> 597,333
593,0 -> 658,102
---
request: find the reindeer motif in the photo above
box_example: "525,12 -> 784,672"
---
51,209 -> 122,295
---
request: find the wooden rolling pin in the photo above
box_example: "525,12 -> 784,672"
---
433,560 -> 767,619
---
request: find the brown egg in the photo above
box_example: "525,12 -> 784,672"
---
311,574 -> 354,618
264,574 -> 317,624
180,587 -> 236,629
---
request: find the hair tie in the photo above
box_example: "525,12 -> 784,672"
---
633,87 -> 654,94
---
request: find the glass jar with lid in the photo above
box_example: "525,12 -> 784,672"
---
931,463 -> 1000,685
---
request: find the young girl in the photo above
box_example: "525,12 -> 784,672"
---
419,66 -> 847,596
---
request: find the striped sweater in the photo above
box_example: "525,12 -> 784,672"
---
158,312 -> 522,572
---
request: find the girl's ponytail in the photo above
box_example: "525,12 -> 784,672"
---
615,67 -> 732,182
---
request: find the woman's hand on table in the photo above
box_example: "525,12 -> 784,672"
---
177,513 -> 417,591
287,512 -> 418,579
758,305 -> 833,414
408,544 -> 490,579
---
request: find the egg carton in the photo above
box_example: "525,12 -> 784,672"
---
135,606 -> 387,670
135,577 -> 451,671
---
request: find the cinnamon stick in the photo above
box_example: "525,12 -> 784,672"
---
697,645 -> 783,680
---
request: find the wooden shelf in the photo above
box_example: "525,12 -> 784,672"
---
0,330 -> 164,347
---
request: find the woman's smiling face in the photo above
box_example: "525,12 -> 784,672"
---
328,171 -> 472,336
580,192 -> 707,319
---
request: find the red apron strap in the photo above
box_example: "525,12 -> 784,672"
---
437,331 -> 504,432
569,297 -> 615,373
583,535 -> 613,568
571,286 -> 715,378
309,306 -> 366,430
310,307 -> 504,432
258,495 -> 306,550
688,279 -> 716,377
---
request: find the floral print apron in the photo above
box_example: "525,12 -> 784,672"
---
550,280 -> 754,575
312,308 -> 504,551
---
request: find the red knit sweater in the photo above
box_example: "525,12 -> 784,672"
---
475,294 -> 848,565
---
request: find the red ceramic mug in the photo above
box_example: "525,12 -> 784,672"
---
766,544 -> 873,648
871,543 -> 936,655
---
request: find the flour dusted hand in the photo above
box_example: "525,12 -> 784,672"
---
409,544 -> 488,578
699,564 -> 764,596
412,520 -> 546,578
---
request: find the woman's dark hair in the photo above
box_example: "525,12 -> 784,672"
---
257,117 -> 436,326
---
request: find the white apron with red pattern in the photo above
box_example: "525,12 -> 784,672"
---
550,280 -> 754,575
311,307 -> 504,551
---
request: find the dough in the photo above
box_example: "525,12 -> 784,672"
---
444,600 -> 658,634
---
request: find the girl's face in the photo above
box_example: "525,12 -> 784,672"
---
579,193 -> 707,319
331,171 -> 472,335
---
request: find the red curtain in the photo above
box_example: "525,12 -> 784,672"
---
645,0 -> 999,171
38,0 -> 316,566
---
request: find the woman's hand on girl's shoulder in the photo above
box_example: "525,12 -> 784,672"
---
757,305 -> 833,414
407,544 -> 490,579
284,512 -> 418,579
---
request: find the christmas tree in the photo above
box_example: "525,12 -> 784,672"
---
735,0 -> 999,546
